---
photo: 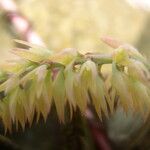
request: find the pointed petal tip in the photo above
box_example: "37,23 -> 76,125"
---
100,36 -> 124,49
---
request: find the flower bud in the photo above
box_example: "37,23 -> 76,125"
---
113,48 -> 129,66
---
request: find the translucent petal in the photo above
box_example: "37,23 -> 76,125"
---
45,70 -> 53,109
19,90 -> 30,123
80,60 -> 108,118
53,69 -> 66,122
73,73 -> 88,114
0,100 -> 12,133
48,48 -> 79,65
64,63 -> 76,109
15,101 -> 26,130
127,78 -> 150,117
128,59 -> 150,86
35,65 -> 48,99
0,60 -> 31,73
12,48 -> 50,63
8,88 -> 19,122
14,39 -> 52,54
112,63 -> 133,112
0,76 -> 19,94
104,75 -> 115,114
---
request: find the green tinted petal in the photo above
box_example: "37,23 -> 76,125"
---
64,63 -> 76,109
73,74 -> 88,114
0,100 -> 12,133
128,59 -> 150,86
35,65 -> 48,99
127,78 -> 150,117
112,62 -> 133,112
48,48 -> 79,65
53,69 -> 66,122
8,88 -> 19,122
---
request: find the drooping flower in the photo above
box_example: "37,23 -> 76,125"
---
0,39 -> 149,132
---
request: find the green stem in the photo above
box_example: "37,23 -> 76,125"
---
75,53 -> 112,65
85,53 -> 112,64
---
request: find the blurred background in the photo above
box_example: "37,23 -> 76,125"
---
0,0 -> 150,150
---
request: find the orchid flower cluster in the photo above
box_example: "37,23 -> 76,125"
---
0,38 -> 149,132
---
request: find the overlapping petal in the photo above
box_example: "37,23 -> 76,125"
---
0,39 -> 149,132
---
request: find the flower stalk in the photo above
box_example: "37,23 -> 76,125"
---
0,39 -> 149,132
